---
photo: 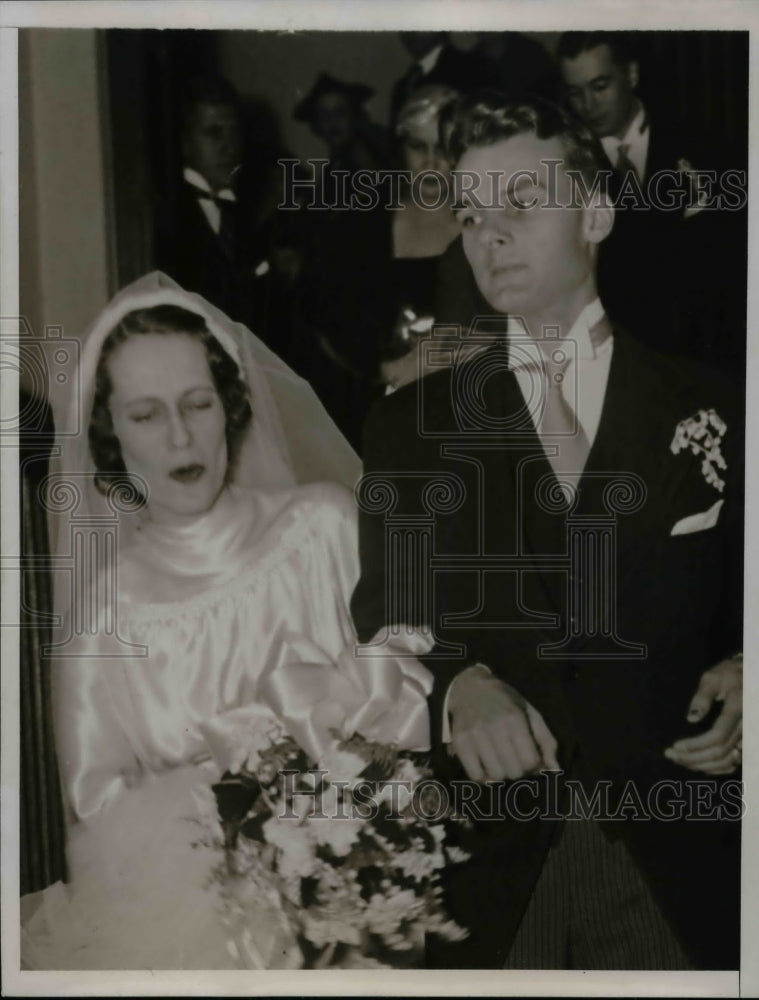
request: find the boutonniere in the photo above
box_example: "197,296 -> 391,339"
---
398,308 -> 435,345
676,157 -> 707,219
670,408 -> 727,492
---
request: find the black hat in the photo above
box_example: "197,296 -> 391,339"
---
293,73 -> 375,122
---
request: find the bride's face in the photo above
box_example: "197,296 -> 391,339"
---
107,332 -> 228,524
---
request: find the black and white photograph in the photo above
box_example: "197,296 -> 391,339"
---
1,2 -> 757,995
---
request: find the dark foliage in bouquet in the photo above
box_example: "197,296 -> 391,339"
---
211,730 -> 471,968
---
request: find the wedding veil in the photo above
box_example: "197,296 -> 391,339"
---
46,271 -> 361,650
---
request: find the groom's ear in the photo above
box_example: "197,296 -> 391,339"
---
581,193 -> 615,246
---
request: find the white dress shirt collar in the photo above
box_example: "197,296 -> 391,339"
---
183,167 -> 236,236
506,297 -> 608,366
183,166 -> 236,201
418,43 -> 444,77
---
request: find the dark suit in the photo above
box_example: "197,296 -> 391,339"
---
598,118 -> 747,378
390,44 -> 497,123
473,32 -> 559,103
351,327 -> 742,969
155,178 -> 273,336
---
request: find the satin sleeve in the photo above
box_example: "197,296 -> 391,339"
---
53,625 -> 143,821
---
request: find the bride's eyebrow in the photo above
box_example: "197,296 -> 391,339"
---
122,395 -> 160,407
123,385 -> 215,406
181,384 -> 216,397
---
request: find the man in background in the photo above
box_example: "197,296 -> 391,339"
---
155,74 -> 273,335
391,32 -> 496,124
557,31 -> 747,377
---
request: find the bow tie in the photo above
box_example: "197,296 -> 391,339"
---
186,182 -> 236,206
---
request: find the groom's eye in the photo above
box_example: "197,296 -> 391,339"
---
454,207 -> 478,228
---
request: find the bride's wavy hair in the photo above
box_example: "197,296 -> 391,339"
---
89,305 -> 253,497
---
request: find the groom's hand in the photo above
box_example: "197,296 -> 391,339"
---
448,665 -> 560,782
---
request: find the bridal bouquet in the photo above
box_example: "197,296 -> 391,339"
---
198,632 -> 471,969
208,728 -> 470,968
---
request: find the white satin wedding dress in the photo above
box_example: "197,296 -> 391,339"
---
22,482 -> 362,969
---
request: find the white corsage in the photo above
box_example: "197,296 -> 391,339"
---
670,408 -> 727,493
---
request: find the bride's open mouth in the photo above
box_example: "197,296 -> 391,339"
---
170,463 -> 205,484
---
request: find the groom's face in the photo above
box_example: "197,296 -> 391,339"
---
455,132 -> 605,320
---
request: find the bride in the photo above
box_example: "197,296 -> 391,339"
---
21,272 -> 425,970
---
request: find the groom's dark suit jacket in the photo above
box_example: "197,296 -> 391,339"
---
351,327 -> 743,969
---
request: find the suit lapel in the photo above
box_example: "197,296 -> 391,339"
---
581,329 -> 688,509
570,329 -> 688,657
581,329 -> 647,485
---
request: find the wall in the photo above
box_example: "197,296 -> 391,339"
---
216,30 -> 409,162
216,31 -> 558,162
19,28 -> 110,413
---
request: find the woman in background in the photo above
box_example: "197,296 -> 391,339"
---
380,84 -> 461,391
293,75 -> 393,449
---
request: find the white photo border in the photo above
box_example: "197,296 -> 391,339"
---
1,2 -> 756,996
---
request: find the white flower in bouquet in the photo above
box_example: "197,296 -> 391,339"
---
445,844 -> 470,864
371,757 -> 419,812
364,888 -> 423,945
392,847 -> 444,882
302,908 -> 362,949
242,719 -> 287,773
308,784 -> 364,856
262,816 -> 317,879
428,822 -> 446,844
311,819 -> 363,857
318,745 -> 367,785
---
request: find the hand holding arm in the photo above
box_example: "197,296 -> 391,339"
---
664,655 -> 742,774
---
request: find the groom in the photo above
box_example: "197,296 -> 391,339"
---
350,93 -> 743,969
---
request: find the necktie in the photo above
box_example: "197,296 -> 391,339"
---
616,142 -> 638,182
533,319 -> 611,480
537,348 -> 591,480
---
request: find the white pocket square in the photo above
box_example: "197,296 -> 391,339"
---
670,499 -> 724,536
